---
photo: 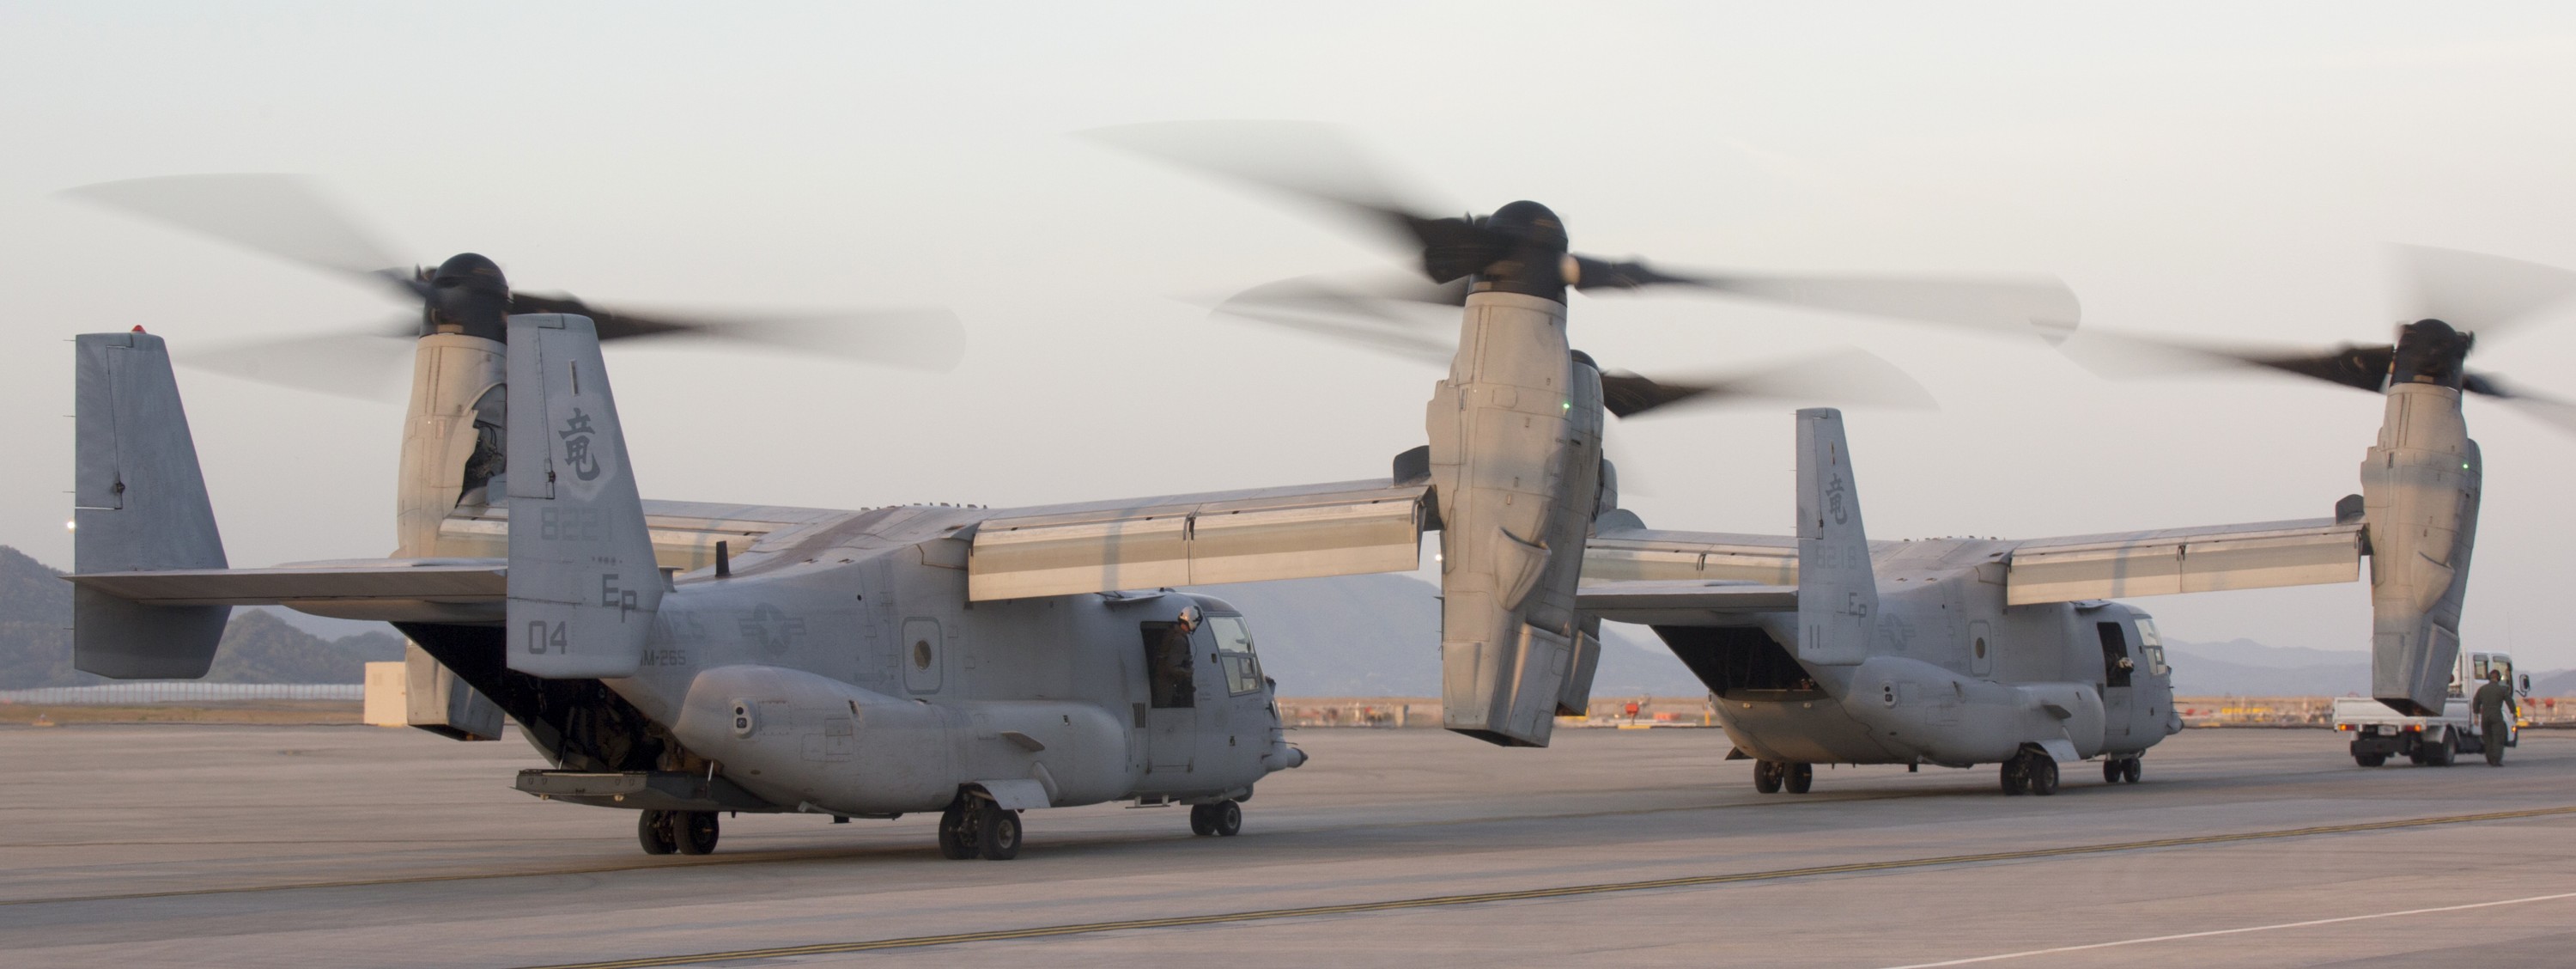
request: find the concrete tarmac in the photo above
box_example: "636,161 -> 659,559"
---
3,723 -> 2572,968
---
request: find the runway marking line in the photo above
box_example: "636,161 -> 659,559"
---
1878,890 -> 2576,967
514,802 -> 2576,969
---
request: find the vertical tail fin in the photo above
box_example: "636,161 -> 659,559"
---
1795,408 -> 1876,666
505,314 -> 660,679
71,331 -> 232,678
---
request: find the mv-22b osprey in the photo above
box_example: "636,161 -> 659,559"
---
1093,128 -> 2574,798
1576,253 -> 2576,796
59,168 -> 2068,857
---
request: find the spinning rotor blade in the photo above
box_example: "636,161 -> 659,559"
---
2397,244 -> 2576,337
1600,349 -> 1937,418
1081,119 -> 1492,270
179,323 -> 417,401
510,293 -> 968,371
2060,330 -> 2396,393
63,174 -> 417,295
1091,121 -> 2080,340
1577,264 -> 2081,343
1204,269 -> 1464,364
2463,373 -> 2576,436
65,172 -> 969,379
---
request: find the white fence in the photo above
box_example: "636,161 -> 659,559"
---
0,683 -> 361,704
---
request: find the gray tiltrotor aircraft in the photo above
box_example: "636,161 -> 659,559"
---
1579,299 -> 2569,794
62,163 -> 2074,856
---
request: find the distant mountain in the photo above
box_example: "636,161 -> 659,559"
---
0,546 -> 404,689
2529,669 -> 2576,697
2163,637 -> 2576,697
2162,638 -> 2370,697
1188,572 -> 1704,698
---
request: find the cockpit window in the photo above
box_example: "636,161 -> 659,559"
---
1209,615 -> 1263,696
2133,617 -> 2170,676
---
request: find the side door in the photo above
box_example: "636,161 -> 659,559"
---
2096,621 -> 2135,740
1139,619 -> 1198,775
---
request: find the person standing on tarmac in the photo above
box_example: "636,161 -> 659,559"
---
2472,670 -> 2519,766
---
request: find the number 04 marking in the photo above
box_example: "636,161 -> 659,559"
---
526,620 -> 568,654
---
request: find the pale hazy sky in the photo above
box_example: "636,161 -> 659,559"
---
8,3 -> 2576,667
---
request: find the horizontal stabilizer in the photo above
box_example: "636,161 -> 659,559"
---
1577,581 -> 1799,625
64,558 -> 506,624
1582,529 -> 1799,586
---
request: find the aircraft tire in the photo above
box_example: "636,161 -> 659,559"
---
1210,801 -> 1242,837
2103,760 -> 2122,783
976,806 -> 1022,861
637,810 -> 677,856
2121,759 -> 2142,783
1999,759 -> 2028,795
938,802 -> 975,860
2026,757 -> 2060,796
674,810 -> 720,855
1784,763 -> 1814,795
1188,804 -> 1216,836
1753,761 -> 1783,794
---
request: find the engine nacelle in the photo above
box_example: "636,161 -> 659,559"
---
1426,291 -> 1604,747
2360,382 -> 2482,715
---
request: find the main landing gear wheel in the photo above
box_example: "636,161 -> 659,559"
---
637,809 -> 677,856
2025,756 -> 2059,795
2121,758 -> 2142,783
2002,753 -> 2058,795
2103,760 -> 2123,783
975,804 -> 1023,861
1189,801 -> 1242,837
673,810 -> 720,855
1783,763 -> 1814,795
937,801 -> 975,860
1753,760 -> 1783,794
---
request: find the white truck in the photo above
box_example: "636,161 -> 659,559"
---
2334,649 -> 2529,766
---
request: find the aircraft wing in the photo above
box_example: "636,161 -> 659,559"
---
63,558 -> 507,624
1575,580 -> 1800,625
1579,515 -> 2364,612
963,478 -> 1429,600
2002,517 -> 2364,606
